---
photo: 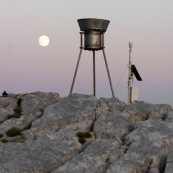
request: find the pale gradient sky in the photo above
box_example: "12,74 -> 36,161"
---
1,0 -> 173,107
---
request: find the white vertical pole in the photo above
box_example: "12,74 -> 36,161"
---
128,42 -> 133,104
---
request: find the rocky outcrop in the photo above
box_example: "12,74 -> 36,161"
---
0,92 -> 59,136
0,92 -> 173,173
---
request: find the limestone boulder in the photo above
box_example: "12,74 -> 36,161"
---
96,97 -> 126,117
52,139 -> 120,173
0,92 -> 59,137
0,93 -> 173,173
106,119 -> 173,172
24,93 -> 97,139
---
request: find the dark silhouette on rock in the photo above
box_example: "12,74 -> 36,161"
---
17,98 -> 22,107
2,91 -> 8,97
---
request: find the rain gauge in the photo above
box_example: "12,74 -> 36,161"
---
70,18 -> 115,97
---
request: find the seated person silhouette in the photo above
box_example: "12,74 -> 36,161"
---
2,91 -> 8,97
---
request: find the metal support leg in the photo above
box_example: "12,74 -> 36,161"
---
70,48 -> 83,94
102,49 -> 115,98
93,50 -> 96,96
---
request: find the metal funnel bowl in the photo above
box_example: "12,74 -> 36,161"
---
78,18 -> 110,32
77,18 -> 110,50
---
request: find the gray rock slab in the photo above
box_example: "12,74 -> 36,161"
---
94,101 -> 150,142
0,92 -> 59,136
165,111 -> 173,122
52,139 -> 120,173
0,96 -> 18,123
0,108 -> 14,123
25,93 -> 97,139
106,119 -> 173,173
164,151 -> 173,173
94,101 -> 172,143
0,93 -> 173,173
0,123 -> 85,173
147,104 -> 172,119
0,97 -> 17,108
96,97 -> 126,117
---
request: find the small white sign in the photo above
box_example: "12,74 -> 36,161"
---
131,87 -> 139,102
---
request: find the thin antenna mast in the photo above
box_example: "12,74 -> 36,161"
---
128,42 -> 133,104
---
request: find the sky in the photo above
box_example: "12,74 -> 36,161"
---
1,0 -> 173,107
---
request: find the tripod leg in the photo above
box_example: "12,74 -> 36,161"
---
93,50 -> 96,96
102,49 -> 115,98
70,49 -> 83,94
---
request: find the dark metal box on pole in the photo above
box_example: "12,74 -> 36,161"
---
70,18 -> 115,97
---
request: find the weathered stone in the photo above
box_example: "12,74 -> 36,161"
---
0,92 -> 59,137
148,168 -> 160,173
164,151 -> 173,173
96,97 -> 126,117
0,123 -> 86,172
0,93 -> 173,173
0,108 -> 14,123
52,139 -> 120,173
106,119 -> 173,173
94,101 -> 150,142
0,97 -> 17,108
147,104 -> 172,119
165,111 -> 173,122
24,93 -> 97,139
0,96 -> 18,123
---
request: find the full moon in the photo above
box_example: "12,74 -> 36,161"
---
39,35 -> 49,47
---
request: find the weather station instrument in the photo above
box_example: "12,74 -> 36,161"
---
128,42 -> 142,104
70,18 -> 115,97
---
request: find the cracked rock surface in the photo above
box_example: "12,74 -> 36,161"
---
0,92 -> 173,173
